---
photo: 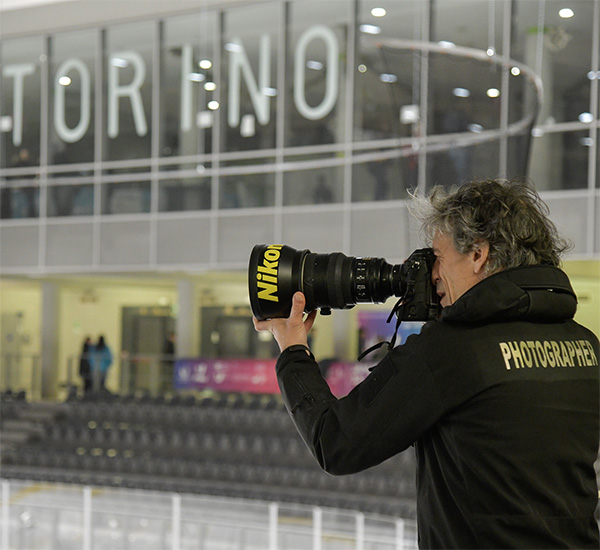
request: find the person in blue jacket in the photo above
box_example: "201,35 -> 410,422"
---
91,335 -> 113,392
254,179 -> 599,549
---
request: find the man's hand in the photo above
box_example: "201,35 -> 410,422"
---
253,292 -> 317,352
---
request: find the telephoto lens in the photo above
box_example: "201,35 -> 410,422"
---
248,244 -> 439,322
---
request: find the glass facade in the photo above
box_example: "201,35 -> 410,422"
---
0,0 -> 598,272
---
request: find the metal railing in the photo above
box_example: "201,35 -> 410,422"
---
0,479 -> 418,550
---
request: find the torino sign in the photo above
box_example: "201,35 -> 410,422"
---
2,24 -> 339,147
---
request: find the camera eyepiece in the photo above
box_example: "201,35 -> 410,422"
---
248,244 -> 440,322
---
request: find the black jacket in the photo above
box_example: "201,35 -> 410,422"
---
276,265 -> 600,549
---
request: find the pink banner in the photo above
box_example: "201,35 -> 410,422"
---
174,358 -> 279,393
174,357 -> 372,397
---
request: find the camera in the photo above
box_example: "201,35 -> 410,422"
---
248,244 -> 440,322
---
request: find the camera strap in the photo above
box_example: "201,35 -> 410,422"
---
357,296 -> 407,362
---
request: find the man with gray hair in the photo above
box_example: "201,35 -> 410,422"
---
254,179 -> 599,549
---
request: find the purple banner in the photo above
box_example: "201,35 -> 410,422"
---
174,358 -> 279,393
174,357 -> 374,397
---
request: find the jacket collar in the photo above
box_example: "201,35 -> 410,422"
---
441,265 -> 577,324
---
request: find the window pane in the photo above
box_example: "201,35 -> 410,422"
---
47,184 -> 94,216
352,154 -> 410,202
283,161 -> 343,206
355,0 -> 419,142
158,178 -> 211,212
285,1 -> 349,147
219,172 -> 275,208
221,3 -> 280,152
161,12 -> 217,158
0,185 -> 39,219
428,53 -> 502,136
1,37 -> 43,168
103,22 -> 154,161
512,0 -> 593,124
426,141 -> 499,191
102,181 -> 151,214
431,0 -> 504,52
49,30 -> 97,165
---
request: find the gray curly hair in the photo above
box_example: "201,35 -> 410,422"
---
409,179 -> 571,273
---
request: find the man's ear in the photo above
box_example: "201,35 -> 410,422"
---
471,241 -> 490,276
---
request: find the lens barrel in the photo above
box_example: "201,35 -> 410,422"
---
249,244 -> 425,321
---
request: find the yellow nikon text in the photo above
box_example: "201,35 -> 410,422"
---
256,245 -> 283,302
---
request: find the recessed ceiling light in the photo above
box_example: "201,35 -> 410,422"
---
453,87 -> 471,98
58,76 -> 71,86
360,24 -> 381,35
486,88 -> 500,98
380,73 -> 398,83
559,8 -> 574,18
511,67 -> 521,76
371,7 -> 386,17
199,59 -> 212,70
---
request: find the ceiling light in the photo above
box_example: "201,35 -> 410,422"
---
438,41 -> 456,49
486,88 -> 500,98
486,48 -> 495,57
559,8 -> 574,18
188,73 -> 205,82
111,58 -> 128,68
357,64 -> 367,73
359,24 -> 381,35
224,43 -> 243,53
580,137 -> 594,147
199,59 -> 212,70
578,112 -> 594,123
453,87 -> 471,98
306,60 -> 323,70
511,67 -> 521,76
58,76 -> 72,86
531,128 -> 544,137
379,73 -> 398,83
207,101 -> 219,110
371,7 -> 387,17
468,123 -> 484,133
204,82 -> 217,91
263,87 -> 277,97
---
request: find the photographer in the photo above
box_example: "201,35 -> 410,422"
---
253,179 -> 599,549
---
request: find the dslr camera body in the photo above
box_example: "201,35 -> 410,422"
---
248,244 -> 441,322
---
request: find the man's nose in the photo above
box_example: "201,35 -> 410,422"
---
431,260 -> 440,284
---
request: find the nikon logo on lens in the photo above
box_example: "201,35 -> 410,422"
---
248,244 -> 440,322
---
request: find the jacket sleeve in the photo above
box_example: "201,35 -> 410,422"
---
276,340 -> 445,475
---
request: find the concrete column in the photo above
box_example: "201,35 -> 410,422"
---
41,281 -> 59,400
176,279 -> 198,358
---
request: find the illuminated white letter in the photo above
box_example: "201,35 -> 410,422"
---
108,51 -> 148,138
294,25 -> 339,120
54,58 -> 91,143
227,35 -> 271,128
2,63 -> 36,146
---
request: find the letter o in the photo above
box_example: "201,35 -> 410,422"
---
264,249 -> 280,261
54,58 -> 91,143
294,25 -> 339,120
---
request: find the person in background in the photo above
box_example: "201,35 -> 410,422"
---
254,179 -> 600,549
78,336 -> 93,394
91,335 -> 113,392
